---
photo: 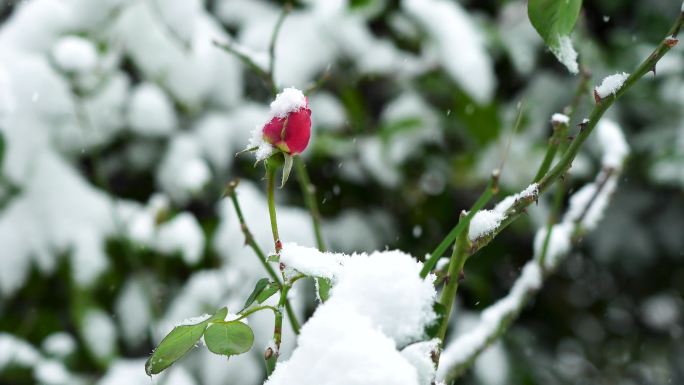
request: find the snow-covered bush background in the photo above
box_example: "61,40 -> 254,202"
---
1,0 -> 683,384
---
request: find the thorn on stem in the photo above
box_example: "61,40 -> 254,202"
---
458,270 -> 465,282
264,347 -> 274,360
578,119 -> 589,131
593,89 -> 601,104
650,65 -> 657,76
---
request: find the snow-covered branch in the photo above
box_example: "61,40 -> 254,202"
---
437,119 -> 630,383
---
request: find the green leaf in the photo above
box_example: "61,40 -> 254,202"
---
425,302 -> 448,339
528,0 -> 582,43
316,277 -> 332,302
204,321 -> 254,356
255,282 -> 280,304
242,278 -> 270,311
145,323 -> 207,375
208,307 -> 228,323
145,307 -> 227,376
528,0 -> 582,71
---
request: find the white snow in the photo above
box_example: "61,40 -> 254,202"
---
596,119 -> 630,169
164,366 -> 199,385
468,210 -> 506,241
0,333 -> 41,370
82,309 -> 117,361
562,172 -> 618,230
176,313 -> 212,327
34,359 -> 71,385
438,261 -> 542,380
52,35 -> 98,73
333,250 -> 438,346
97,359 -> 149,385
115,278 -> 152,346
595,72 -> 629,99
468,184 -> 538,241
114,1 -> 243,109
266,246 -> 437,384
473,338 -> 509,385
0,152 -> 116,296
640,293 -> 680,331
0,63 -> 15,119
494,183 -> 538,213
279,243 -> 349,280
0,0 -> 73,53
127,82 -> 177,137
193,113 -> 236,172
156,212 -> 206,265
551,35 -> 579,74
269,87 -> 307,118
533,223 -> 572,270
498,2 -> 540,75
157,135 -> 211,203
322,209 -> 395,253
150,0 -> 203,45
402,0 -> 495,104
551,113 -> 570,125
247,124 -> 275,161
266,305 -> 421,385
42,332 -> 76,358
309,92 -> 346,129
401,340 -> 440,385
681,0 -> 684,13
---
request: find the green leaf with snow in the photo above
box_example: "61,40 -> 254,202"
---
204,321 -> 254,356
145,307 -> 227,375
528,0 -> 583,74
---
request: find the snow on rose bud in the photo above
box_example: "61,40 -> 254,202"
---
245,87 -> 311,186
262,91 -> 311,154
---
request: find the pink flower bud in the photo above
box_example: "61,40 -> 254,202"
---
262,88 -> 311,155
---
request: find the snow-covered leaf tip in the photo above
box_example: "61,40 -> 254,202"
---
528,0 -> 583,74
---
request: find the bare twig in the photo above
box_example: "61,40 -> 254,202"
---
468,13 -> 682,258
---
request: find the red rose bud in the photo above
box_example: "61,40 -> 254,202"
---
262,87 -> 311,155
